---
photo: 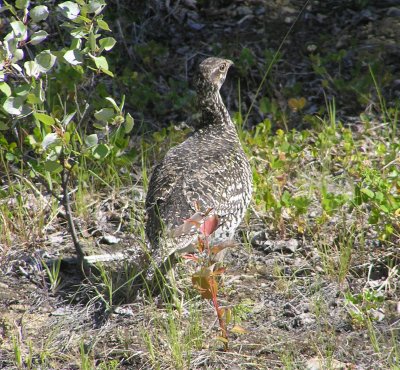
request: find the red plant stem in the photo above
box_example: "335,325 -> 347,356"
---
195,214 -> 228,350
210,277 -> 228,351
204,235 -> 210,257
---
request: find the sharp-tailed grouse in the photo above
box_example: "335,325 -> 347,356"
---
145,57 -> 252,273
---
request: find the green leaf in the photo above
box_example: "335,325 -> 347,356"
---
44,160 -> 63,173
62,111 -> 76,126
92,144 -> 109,159
85,134 -> 98,147
58,1 -> 80,20
77,15 -> 92,24
88,31 -> 97,52
26,81 -> 45,104
27,93 -> 42,105
35,50 -> 57,72
380,204 -> 389,213
12,49 -> 24,63
3,96 -> 24,115
4,34 -> 18,53
94,108 -> 114,122
24,61 -> 41,78
105,97 -> 119,112
70,27 -> 87,38
70,38 -> 82,50
11,21 -> 27,40
63,49 -> 83,65
97,19 -> 110,31
0,122 -> 9,130
374,191 -> 384,203
281,190 -> 291,206
88,0 -> 106,14
216,336 -> 228,344
30,30 -> 48,45
19,106 -> 34,118
0,82 -> 12,97
26,135 -> 37,147
64,131 -> 71,144
42,133 -> 60,149
16,0 -> 30,9
30,5 -> 49,22
90,55 -> 108,70
15,84 -> 31,97
113,115 -> 124,126
34,113 -> 55,126
361,188 -> 375,199
125,113 -> 134,133
100,68 -> 114,77
5,152 -> 15,161
33,81 -> 45,103
99,37 -> 116,51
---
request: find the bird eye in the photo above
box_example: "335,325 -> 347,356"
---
219,63 -> 226,72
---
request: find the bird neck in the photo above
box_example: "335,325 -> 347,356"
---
197,89 -> 236,133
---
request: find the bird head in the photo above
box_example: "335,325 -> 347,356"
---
196,57 -> 234,91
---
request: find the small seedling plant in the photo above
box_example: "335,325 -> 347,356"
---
173,205 -> 246,351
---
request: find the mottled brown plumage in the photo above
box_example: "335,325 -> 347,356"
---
145,57 -> 252,270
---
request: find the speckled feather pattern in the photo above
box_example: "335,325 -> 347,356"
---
145,57 -> 252,264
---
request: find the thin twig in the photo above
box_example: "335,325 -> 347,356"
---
60,149 -> 85,264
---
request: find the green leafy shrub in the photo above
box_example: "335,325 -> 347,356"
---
0,0 -> 137,259
0,0 -> 135,186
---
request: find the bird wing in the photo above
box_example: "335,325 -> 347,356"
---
145,137 -> 247,253
145,144 -> 198,250
181,143 -> 243,214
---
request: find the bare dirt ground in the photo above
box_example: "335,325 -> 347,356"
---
1,1 -> 400,369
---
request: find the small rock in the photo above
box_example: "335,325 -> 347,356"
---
51,307 -> 71,316
387,7 -> 400,17
307,44 -> 317,52
292,316 -> 303,328
284,16 -> 294,24
282,6 -> 297,14
273,239 -> 299,253
182,0 -> 197,9
236,5 -> 252,16
306,357 -> 352,370
335,321 -> 353,333
100,234 -> 120,245
114,306 -> 134,317
299,312 -> 315,326
370,308 -> 385,322
48,233 -> 64,244
251,231 -> 271,251
187,19 -> 205,31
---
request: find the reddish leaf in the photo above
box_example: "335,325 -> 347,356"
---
192,269 -> 218,299
200,214 -> 219,236
210,242 -> 231,255
182,253 -> 199,262
212,267 -> 226,275
276,174 -> 287,185
196,236 -> 205,252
